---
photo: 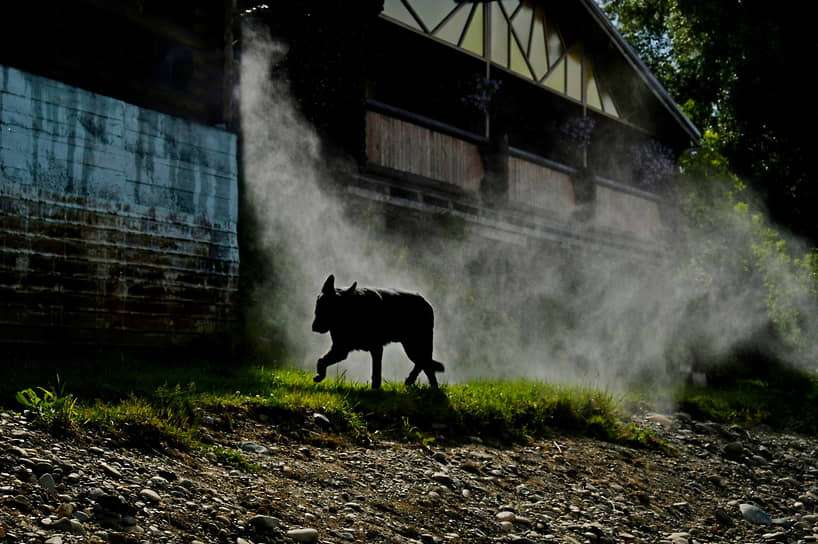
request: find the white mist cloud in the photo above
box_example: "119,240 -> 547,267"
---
238,24 -> 816,391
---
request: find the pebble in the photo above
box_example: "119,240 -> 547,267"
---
740,503 -> 772,525
241,441 -> 269,454
38,472 -> 56,491
497,510 -> 516,522
431,471 -> 455,488
100,462 -> 122,478
139,488 -> 161,503
4,406 -> 818,544
250,514 -> 280,531
286,527 -> 319,542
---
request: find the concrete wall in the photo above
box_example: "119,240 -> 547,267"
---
0,66 -> 239,351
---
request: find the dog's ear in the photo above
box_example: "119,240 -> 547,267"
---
343,281 -> 357,295
321,274 -> 335,295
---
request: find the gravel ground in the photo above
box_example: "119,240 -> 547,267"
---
2,405 -> 817,544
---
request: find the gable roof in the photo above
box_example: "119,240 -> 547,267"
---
577,0 -> 700,141
380,0 -> 700,144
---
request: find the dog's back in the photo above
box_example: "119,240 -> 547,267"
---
331,287 -> 433,349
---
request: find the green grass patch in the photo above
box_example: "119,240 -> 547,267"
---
4,359 -> 668,452
677,369 -> 818,434
209,447 -> 264,473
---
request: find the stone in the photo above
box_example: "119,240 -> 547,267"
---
241,442 -> 268,454
139,489 -> 161,503
740,503 -> 772,525
496,511 -> 516,522
250,514 -> 280,531
432,471 -> 455,488
723,442 -> 745,460
51,517 -> 85,534
38,473 -> 56,491
287,527 -> 319,542
100,463 -> 122,478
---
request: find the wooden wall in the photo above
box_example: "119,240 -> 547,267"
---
593,185 -> 664,241
0,66 -> 238,351
365,110 -> 666,245
365,111 -> 483,193
508,156 -> 575,221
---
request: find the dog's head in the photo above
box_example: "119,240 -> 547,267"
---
311,274 -> 357,334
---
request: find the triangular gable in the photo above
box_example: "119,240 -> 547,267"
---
381,0 -> 700,142
382,0 -> 620,118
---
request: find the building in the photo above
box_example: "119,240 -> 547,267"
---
249,0 -> 699,258
0,0 -> 698,357
0,1 -> 238,355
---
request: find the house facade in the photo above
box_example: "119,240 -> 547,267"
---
0,0 -> 698,357
250,0 -> 699,260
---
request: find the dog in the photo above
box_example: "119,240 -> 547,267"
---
311,274 -> 444,388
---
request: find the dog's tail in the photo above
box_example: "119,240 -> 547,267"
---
431,360 -> 445,373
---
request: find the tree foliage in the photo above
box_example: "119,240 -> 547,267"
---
601,0 -> 818,244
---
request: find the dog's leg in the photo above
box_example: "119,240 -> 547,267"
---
314,346 -> 349,383
405,364 -> 422,386
370,346 -> 383,389
403,336 -> 438,388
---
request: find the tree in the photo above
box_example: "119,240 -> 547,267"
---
600,0 -> 818,245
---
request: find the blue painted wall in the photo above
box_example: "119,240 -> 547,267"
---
0,65 -> 240,350
0,65 -> 237,225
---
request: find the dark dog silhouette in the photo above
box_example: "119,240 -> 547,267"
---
311,274 -> 445,388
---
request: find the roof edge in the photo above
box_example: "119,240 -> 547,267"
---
579,0 -> 701,143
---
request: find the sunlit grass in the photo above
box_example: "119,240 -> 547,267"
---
5,360 -> 667,451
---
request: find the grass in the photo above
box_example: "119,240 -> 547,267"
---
1,357 -> 668,454
7,355 -> 816,460
676,366 -> 818,435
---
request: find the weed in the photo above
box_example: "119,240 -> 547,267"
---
210,447 -> 263,473
15,376 -> 83,435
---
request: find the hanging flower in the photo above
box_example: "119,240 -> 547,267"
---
630,139 -> 676,189
559,116 -> 596,149
461,74 -> 502,114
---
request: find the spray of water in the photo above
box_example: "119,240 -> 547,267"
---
238,25 -> 817,392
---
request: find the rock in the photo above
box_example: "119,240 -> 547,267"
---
714,507 -> 733,526
287,527 -> 319,542
139,488 -> 161,503
100,462 -> 122,478
51,517 -> 85,534
250,514 -> 281,531
723,442 -> 745,461
646,413 -> 674,428
33,460 -> 54,475
241,441 -> 268,454
148,475 -> 170,489
740,503 -> 772,525
431,471 -> 455,488
38,472 -> 56,491
496,510 -> 516,522
313,412 -> 331,427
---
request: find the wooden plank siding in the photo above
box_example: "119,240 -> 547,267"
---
508,156 -> 575,220
365,111 -> 483,193
363,109 -> 666,247
0,66 -> 238,351
593,185 -> 664,242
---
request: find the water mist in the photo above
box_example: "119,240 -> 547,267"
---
238,25 -> 817,393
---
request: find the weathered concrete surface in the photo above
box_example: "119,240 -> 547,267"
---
0,66 -> 238,350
